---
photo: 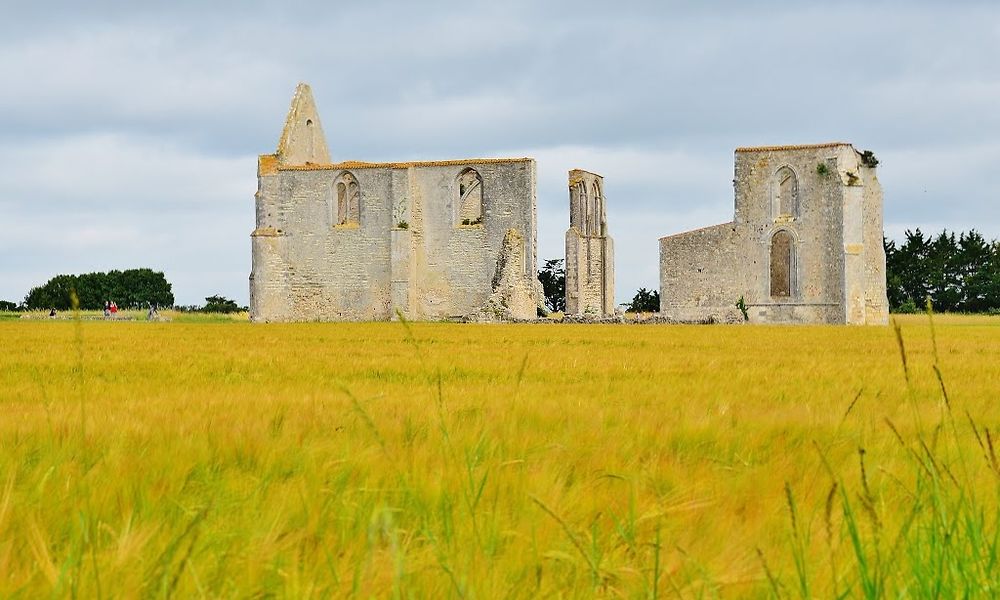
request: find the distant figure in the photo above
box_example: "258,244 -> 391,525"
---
48,308 -> 56,318
110,301 -> 118,317
104,300 -> 110,319
147,303 -> 159,321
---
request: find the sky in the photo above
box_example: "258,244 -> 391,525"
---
1,0 -> 998,306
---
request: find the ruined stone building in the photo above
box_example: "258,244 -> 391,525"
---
659,143 -> 888,324
564,170 -> 614,316
250,84 -> 543,322
250,85 -> 887,325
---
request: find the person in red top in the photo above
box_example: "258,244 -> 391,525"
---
110,301 -> 118,315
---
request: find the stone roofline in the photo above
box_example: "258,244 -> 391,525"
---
658,221 -> 734,241
734,142 -> 852,153
262,156 -> 533,173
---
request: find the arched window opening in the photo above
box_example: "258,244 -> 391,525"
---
590,182 -> 602,235
305,119 -> 314,157
334,172 -> 360,226
770,230 -> 794,298
775,166 -> 798,217
457,168 -> 483,225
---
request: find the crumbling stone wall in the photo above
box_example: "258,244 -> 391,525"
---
250,84 -> 540,322
659,143 -> 888,325
564,169 -> 615,316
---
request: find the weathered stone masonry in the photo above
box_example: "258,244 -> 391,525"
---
658,143 -> 888,325
250,84 -> 541,322
565,169 -> 614,316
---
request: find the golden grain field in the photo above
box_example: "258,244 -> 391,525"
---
1,315 -> 999,598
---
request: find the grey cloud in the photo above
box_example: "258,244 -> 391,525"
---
1,1 -> 999,304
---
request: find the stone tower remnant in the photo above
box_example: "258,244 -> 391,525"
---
564,169 -> 615,316
658,142 -> 888,325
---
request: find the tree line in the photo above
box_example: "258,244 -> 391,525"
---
5,231 -> 999,315
22,269 -> 174,310
886,229 -> 1000,313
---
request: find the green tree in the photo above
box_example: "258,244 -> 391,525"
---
926,231 -> 962,311
956,231 -> 993,312
202,295 -> 244,313
885,228 -> 1000,313
537,259 -> 566,312
624,288 -> 660,313
24,269 -> 174,310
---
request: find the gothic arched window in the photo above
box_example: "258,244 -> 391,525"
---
457,168 -> 483,225
590,182 -> 602,235
775,166 -> 798,218
334,172 -> 360,225
770,230 -> 794,298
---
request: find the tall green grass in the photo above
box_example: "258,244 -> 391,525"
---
769,309 -> 1000,598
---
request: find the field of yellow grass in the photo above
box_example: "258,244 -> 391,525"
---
1,314 -> 999,597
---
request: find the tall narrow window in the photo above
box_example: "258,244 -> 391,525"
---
590,182 -> 602,235
457,168 -> 483,225
334,172 -> 360,225
305,119 -> 314,158
576,183 -> 588,233
775,166 -> 798,217
770,230 -> 794,298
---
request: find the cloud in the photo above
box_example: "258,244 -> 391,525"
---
1,1 -> 999,305
0,134 -> 253,303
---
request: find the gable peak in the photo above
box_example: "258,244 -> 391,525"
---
276,82 -> 331,165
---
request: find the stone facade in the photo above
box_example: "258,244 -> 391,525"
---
250,84 -> 541,322
659,143 -> 888,325
564,169 -> 615,315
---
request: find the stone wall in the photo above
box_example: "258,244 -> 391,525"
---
733,144 -> 848,323
251,159 -> 538,321
658,223 -> 746,322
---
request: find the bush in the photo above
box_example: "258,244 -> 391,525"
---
892,298 -> 920,314
202,295 -> 246,314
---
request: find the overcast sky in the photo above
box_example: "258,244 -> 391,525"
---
1,1 -> 998,306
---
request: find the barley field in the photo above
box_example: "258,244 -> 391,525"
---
1,314 -> 998,598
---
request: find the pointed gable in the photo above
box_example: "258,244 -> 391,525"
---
276,83 -> 331,166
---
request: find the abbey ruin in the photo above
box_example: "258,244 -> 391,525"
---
251,84 -> 887,325
250,84 -> 546,322
659,143 -> 889,325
